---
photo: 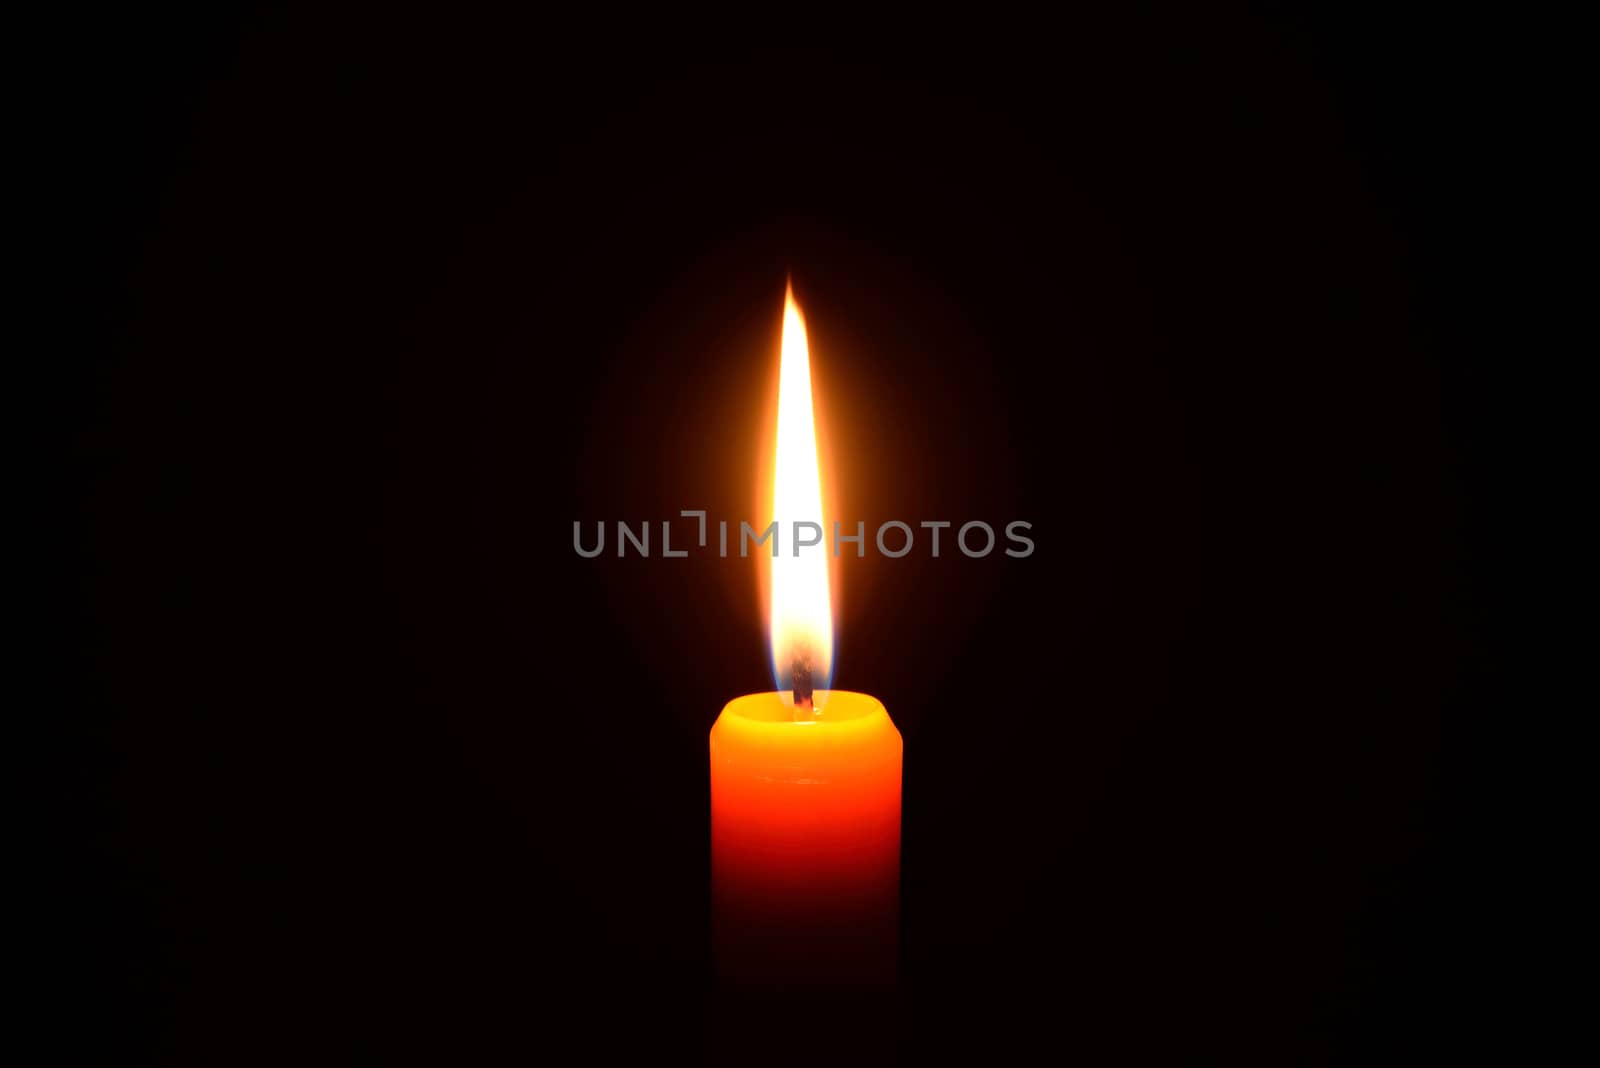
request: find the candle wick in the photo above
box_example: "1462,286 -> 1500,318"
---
792,649 -> 815,719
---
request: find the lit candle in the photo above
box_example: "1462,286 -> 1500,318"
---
710,284 -> 903,986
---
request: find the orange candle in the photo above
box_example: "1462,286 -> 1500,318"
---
710,285 -> 903,986
711,690 -> 902,985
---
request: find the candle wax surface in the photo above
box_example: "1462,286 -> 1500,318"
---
710,690 -> 902,985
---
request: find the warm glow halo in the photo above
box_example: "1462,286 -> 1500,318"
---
768,282 -> 834,698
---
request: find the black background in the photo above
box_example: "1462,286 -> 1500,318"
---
46,8 -> 1527,1065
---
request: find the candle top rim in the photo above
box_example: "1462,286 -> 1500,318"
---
712,690 -> 901,774
718,689 -> 888,727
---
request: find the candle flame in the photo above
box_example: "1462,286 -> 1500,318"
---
768,282 -> 834,699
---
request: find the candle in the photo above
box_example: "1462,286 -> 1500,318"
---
710,284 -> 903,986
711,690 -> 902,984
